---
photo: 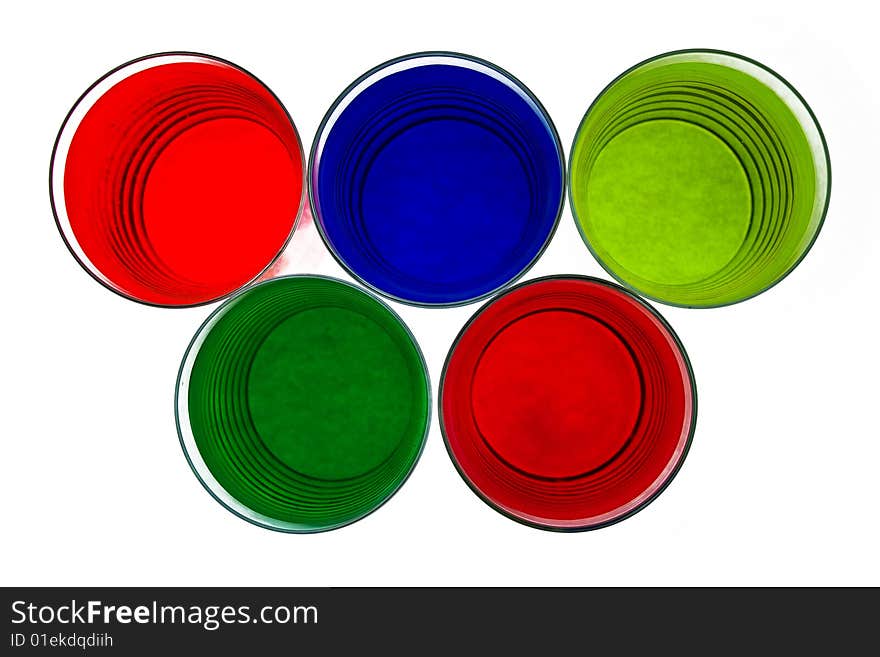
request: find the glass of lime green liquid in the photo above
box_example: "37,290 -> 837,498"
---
176,276 -> 430,532
569,50 -> 830,307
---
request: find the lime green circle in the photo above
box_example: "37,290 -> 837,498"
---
569,52 -> 829,307
585,120 -> 751,285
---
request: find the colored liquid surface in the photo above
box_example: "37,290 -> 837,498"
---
441,277 -> 696,530
56,56 -> 303,306
312,55 -> 564,305
178,276 -> 430,532
570,52 -> 829,307
588,120 -> 750,285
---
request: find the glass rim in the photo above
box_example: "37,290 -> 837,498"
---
174,273 -> 433,533
566,47 -> 832,310
308,50 -> 567,309
49,50 -> 307,310
438,273 -> 698,532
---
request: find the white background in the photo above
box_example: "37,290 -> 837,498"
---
2,0 -> 878,586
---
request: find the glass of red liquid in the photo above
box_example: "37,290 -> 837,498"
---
440,276 -> 697,531
50,52 -> 305,307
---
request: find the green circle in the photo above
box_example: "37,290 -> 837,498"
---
178,276 -> 430,532
247,307 -> 413,480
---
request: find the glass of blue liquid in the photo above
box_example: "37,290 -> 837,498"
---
310,52 -> 565,306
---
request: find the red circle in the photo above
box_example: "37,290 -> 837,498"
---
54,55 -> 304,306
440,276 -> 696,530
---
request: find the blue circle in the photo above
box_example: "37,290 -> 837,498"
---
310,53 -> 564,306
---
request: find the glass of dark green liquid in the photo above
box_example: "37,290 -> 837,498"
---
176,276 -> 430,532
570,50 -> 830,307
